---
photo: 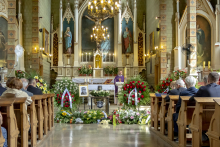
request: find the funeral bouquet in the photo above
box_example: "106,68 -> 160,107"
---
55,110 -> 73,123
81,110 -> 105,124
90,90 -> 110,97
108,109 -> 151,125
118,75 -> 150,109
15,70 -> 26,79
51,78 -> 80,111
33,76 -> 48,94
155,74 -> 175,93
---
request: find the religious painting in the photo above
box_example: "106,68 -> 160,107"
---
43,28 -> 49,54
149,32 -> 154,52
0,17 -> 8,68
122,18 -> 133,54
82,9 -> 96,54
79,85 -> 89,97
63,18 -> 74,54
196,15 -> 211,66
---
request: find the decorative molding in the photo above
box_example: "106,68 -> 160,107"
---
0,0 -> 8,19
121,4 -> 134,23
63,3 -> 75,23
197,0 -> 208,13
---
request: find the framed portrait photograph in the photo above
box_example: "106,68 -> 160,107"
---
79,85 -> 89,97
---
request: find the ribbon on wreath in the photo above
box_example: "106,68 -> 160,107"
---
128,88 -> 138,105
61,88 -> 73,108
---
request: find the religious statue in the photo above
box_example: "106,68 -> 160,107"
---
95,55 -> 101,68
123,27 -> 132,53
196,25 -> 205,57
64,27 -> 72,54
114,71 -> 124,97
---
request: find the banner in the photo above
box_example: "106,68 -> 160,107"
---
128,88 -> 138,105
61,88 -> 73,108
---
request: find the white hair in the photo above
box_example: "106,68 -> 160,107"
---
185,76 -> 196,87
20,78 -> 28,89
176,79 -> 185,87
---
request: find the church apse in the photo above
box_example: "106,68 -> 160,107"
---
196,15 -> 211,66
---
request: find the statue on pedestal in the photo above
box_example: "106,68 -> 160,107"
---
64,27 -> 72,54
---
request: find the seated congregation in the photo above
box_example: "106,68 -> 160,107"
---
0,78 -> 54,147
150,72 -> 220,147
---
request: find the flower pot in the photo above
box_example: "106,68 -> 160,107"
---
114,74 -> 117,76
89,74 -> 92,76
105,74 -> 107,76
83,74 -> 86,76
79,74 -> 82,76
109,74 -> 112,76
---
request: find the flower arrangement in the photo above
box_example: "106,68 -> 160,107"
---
90,90 -> 110,97
33,76 -> 48,94
108,109 -> 151,125
78,65 -> 93,76
51,78 -> 80,111
15,70 -> 26,79
55,110 -> 73,123
118,75 -> 150,109
104,66 -> 110,75
114,67 -> 118,76
155,75 -> 175,93
87,65 -> 93,76
81,110 -> 105,124
173,69 -> 187,80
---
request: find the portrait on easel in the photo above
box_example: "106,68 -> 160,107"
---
79,85 -> 89,97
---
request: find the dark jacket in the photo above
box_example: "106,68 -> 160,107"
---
21,88 -> 34,96
0,86 -> 6,96
27,85 -> 43,95
165,87 -> 187,102
176,87 -> 198,113
189,83 -> 220,101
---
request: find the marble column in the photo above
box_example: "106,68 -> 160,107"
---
133,0 -> 138,66
58,0 -> 64,66
74,0 -> 79,66
18,0 -> 25,71
214,0 -> 220,69
174,0 -> 181,70
187,0 -> 197,75
117,0 -> 122,67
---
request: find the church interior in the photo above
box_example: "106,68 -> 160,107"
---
0,0 -> 220,146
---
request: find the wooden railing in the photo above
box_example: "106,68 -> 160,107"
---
0,94 -> 55,147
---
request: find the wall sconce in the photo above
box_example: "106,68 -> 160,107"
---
155,16 -> 160,19
156,28 -> 160,31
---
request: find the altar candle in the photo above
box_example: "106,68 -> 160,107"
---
82,53 -> 83,62
203,61 -> 205,70
86,53 -> 87,62
113,53 -> 114,62
109,53 -> 111,62
89,53 -> 91,62
208,61 -> 211,70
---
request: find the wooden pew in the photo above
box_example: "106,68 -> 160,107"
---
42,94 -> 49,135
48,94 -> 55,130
158,95 -> 168,135
206,99 -> 220,147
0,98 -> 19,147
13,98 -> 30,147
150,93 -> 156,128
51,94 -> 54,128
34,95 -> 44,140
154,95 -> 163,131
0,124 -> 5,147
190,97 -> 220,147
29,96 -> 38,147
166,95 -> 179,141
177,96 -> 195,147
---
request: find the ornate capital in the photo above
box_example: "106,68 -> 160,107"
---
74,0 -> 79,9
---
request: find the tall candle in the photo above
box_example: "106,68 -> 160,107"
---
208,61 -> 211,70
109,53 -> 111,62
113,54 -> 114,62
86,53 -> 87,62
89,53 -> 91,62
82,53 -> 83,62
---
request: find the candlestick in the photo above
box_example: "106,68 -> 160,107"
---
208,61 -> 211,70
82,53 -> 83,62
203,61 -> 205,70
89,53 -> 91,62
109,53 -> 111,62
113,53 -> 114,62
86,53 -> 87,62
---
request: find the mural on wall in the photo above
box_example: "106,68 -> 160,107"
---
122,18 -> 133,54
196,15 -> 211,66
0,17 -> 8,67
63,18 -> 74,54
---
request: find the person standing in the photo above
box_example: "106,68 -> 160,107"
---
114,71 -> 124,105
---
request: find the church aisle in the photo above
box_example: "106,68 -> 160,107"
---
38,124 -> 172,147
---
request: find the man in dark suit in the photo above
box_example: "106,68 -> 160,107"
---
27,78 -> 43,95
165,79 -> 187,102
173,76 -> 198,138
189,72 -> 220,101
0,83 -> 6,96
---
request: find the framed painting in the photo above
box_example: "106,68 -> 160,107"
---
149,32 -> 154,52
43,28 -> 49,54
79,85 -> 89,97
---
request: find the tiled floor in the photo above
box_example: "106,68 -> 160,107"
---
38,124 -> 172,147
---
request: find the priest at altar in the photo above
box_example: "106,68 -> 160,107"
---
114,71 -> 124,104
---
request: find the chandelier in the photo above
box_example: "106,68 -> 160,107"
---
91,21 -> 109,46
88,0 -> 119,20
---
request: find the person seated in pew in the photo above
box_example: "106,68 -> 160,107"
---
20,78 -> 33,96
173,76 -> 198,137
2,78 -> 32,107
165,79 -> 186,102
0,112 -> 7,147
189,72 -> 220,101
27,78 -> 43,95
0,83 -> 6,96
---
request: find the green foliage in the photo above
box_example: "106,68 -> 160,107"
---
51,78 -> 80,112
25,69 -> 40,79
15,70 -> 26,79
173,69 -> 187,80
90,90 -> 110,97
104,66 -> 110,74
54,110 -> 73,123
114,67 -> 118,75
81,110 -> 105,124
118,75 -> 150,109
